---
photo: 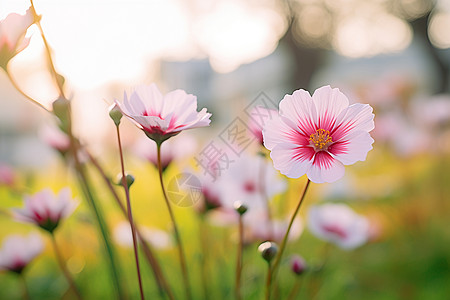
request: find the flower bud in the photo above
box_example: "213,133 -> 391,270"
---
233,201 -> 248,216
116,173 -> 135,189
291,255 -> 307,275
109,104 -> 123,126
258,241 -> 278,263
52,97 -> 70,132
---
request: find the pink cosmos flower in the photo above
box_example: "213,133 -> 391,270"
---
263,85 -> 374,183
0,233 -> 43,273
14,188 -> 78,233
115,84 -> 211,144
307,203 -> 369,249
0,9 -> 34,69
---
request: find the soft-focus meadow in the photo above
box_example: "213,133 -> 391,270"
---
1,0 -> 450,299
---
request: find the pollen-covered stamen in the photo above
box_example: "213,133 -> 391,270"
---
309,129 -> 333,151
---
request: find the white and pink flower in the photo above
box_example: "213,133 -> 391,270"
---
0,233 -> 43,273
307,203 -> 369,249
263,85 -> 374,183
14,188 -> 78,233
115,84 -> 211,144
0,9 -> 34,69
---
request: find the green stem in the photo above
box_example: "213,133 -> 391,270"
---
51,234 -> 82,300
265,262 -> 272,300
287,278 -> 303,300
28,2 -> 125,298
156,143 -> 192,300
19,273 -> 31,300
235,214 -> 244,300
199,215 -> 210,300
268,179 -> 311,299
87,151 -> 175,300
5,72 -> 50,112
115,125 -> 145,300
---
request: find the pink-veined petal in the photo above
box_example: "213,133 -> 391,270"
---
332,103 -> 374,142
279,89 -> 317,136
269,143 -> 314,178
134,84 -> 163,115
307,151 -> 345,183
312,86 -> 349,131
263,115 -> 304,150
329,131 -> 374,165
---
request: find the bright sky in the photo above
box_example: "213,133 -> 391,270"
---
1,0 -> 285,90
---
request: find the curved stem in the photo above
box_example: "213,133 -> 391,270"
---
19,273 -> 30,300
287,278 -> 303,300
115,126 -> 145,300
258,157 -> 273,238
30,0 -> 65,99
235,214 -> 244,300
28,3 -> 125,298
51,234 -> 82,300
5,72 -> 50,112
87,151 -> 175,300
268,179 -> 311,299
264,262 -> 272,300
199,215 -> 210,300
156,143 -> 192,300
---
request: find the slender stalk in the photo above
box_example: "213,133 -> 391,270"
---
199,215 -> 210,300
87,151 -> 175,300
258,157 -> 273,238
29,0 -> 65,99
156,143 -> 192,300
235,214 -> 244,300
19,274 -> 30,300
51,234 -> 82,300
115,126 -> 145,300
268,179 -> 311,299
28,3 -> 125,298
287,278 -> 303,300
5,72 -> 50,112
264,262 -> 272,300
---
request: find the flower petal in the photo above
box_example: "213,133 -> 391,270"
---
329,131 -> 374,165
306,151 -> 345,183
312,85 -> 349,131
332,103 -> 375,142
279,89 -> 317,136
269,143 -> 314,178
263,114 -> 303,150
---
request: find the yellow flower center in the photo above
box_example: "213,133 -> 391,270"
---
309,129 -> 333,151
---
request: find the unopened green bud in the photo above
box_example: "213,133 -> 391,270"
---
52,97 -> 70,131
109,104 -> 123,126
233,201 -> 248,216
116,173 -> 135,189
258,241 -> 278,263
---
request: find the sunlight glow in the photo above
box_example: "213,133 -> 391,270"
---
429,12 -> 450,49
193,1 -> 286,73
333,13 -> 412,58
